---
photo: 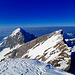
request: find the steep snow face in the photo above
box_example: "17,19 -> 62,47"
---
0,58 -> 73,75
21,30 -> 71,71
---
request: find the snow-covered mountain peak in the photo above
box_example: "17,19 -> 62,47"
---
4,27 -> 36,48
0,28 -> 36,61
10,28 -> 22,37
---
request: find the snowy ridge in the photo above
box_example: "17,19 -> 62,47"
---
10,28 -> 21,37
22,30 -> 63,58
21,29 -> 71,71
0,58 -> 73,75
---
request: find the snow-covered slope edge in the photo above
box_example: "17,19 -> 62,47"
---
0,58 -> 73,75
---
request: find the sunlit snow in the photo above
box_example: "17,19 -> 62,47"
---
0,58 -> 73,75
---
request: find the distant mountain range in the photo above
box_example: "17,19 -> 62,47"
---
0,28 -> 75,74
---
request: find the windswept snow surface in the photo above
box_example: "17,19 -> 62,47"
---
0,58 -> 73,75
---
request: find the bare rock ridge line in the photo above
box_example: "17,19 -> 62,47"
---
6,29 -> 71,71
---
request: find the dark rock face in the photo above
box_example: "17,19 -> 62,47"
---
4,28 -> 36,48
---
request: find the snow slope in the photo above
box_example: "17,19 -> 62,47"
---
21,30 -> 71,71
0,58 -> 73,75
0,44 -> 22,61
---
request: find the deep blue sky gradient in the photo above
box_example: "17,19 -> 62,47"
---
0,0 -> 75,27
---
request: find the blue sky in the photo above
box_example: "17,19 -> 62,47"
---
0,0 -> 75,27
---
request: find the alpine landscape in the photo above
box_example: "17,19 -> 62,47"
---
0,27 -> 74,75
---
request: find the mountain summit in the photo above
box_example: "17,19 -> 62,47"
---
10,28 -> 21,37
4,28 -> 36,48
0,28 -> 36,61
